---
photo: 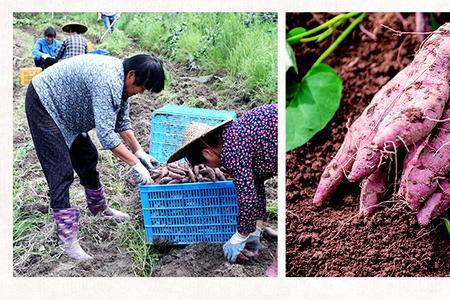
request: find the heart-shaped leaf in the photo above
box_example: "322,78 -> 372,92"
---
286,63 -> 342,151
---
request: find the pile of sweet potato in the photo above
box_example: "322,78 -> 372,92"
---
314,23 -> 450,225
149,162 -> 232,184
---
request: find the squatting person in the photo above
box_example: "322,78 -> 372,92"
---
25,53 -> 164,260
32,26 -> 60,69
167,104 -> 278,263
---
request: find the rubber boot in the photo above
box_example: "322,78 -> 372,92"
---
52,207 -> 93,261
85,185 -> 130,221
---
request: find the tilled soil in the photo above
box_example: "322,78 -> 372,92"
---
286,13 -> 450,277
152,233 -> 277,277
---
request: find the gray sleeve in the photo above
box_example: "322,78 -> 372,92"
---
92,92 -> 122,150
115,100 -> 132,133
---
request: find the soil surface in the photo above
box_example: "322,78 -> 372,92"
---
13,25 -> 277,277
286,13 -> 450,277
152,225 -> 277,277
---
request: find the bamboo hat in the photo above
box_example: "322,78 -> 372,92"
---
62,23 -> 88,34
167,119 -> 233,163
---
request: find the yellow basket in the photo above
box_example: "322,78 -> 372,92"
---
87,40 -> 94,52
19,67 -> 42,86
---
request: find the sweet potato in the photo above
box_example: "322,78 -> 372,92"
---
159,177 -> 172,184
187,167 -> 196,182
398,136 -> 429,202
359,167 -> 387,216
401,104 -> 450,210
167,171 -> 184,180
349,27 -> 450,181
313,57 -> 411,204
215,168 -> 226,181
314,23 -> 450,207
199,166 -> 216,181
167,165 -> 186,176
416,178 -> 450,226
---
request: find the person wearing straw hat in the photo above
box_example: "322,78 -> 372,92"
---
55,22 -> 88,61
168,104 -> 278,263
26,53 -> 165,261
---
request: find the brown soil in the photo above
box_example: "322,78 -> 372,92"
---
286,13 -> 450,277
152,224 -> 277,277
13,25 -> 277,277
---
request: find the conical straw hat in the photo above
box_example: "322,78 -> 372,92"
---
167,119 -> 232,163
62,23 -> 88,34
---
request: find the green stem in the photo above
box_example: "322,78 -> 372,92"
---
287,12 -> 360,44
311,13 -> 366,69
299,19 -> 345,43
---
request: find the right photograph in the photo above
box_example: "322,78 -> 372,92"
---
286,13 -> 450,276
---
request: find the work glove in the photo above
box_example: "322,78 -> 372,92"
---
134,148 -> 160,171
42,53 -> 50,59
244,226 -> 262,255
223,232 -> 249,263
131,161 -> 153,185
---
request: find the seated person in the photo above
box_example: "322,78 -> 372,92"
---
32,26 -> 60,69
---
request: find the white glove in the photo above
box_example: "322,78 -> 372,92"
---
134,149 -> 160,170
131,161 -> 153,184
42,53 -> 50,59
223,232 -> 249,263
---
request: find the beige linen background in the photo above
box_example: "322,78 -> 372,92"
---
1,0 -> 450,299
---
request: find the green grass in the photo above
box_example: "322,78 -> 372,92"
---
13,12 -> 277,102
98,30 -> 129,55
121,12 -> 277,101
117,222 -> 160,276
266,200 -> 278,221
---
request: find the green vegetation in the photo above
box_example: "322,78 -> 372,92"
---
14,12 -> 277,102
445,216 -> 450,237
117,222 -> 159,276
286,13 -> 365,151
266,200 -> 278,221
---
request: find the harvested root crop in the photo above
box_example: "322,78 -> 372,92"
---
149,162 -> 232,185
313,23 -> 450,225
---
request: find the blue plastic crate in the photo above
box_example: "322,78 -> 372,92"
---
150,105 -> 237,163
139,181 -> 238,245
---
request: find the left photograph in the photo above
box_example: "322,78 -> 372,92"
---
13,12 -> 278,277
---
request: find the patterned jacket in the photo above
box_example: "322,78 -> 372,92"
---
221,104 -> 278,234
31,54 -> 131,149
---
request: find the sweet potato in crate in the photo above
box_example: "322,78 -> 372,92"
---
140,105 -> 239,244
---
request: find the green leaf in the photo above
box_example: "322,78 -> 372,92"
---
286,63 -> 342,151
285,41 -> 298,74
287,27 -> 306,39
444,216 -> 450,236
430,13 -> 439,31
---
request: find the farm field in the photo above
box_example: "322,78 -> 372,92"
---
13,12 -> 277,277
